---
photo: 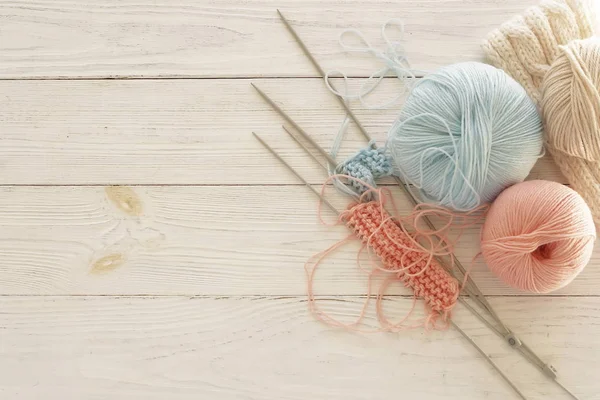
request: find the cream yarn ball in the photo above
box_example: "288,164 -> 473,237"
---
542,38 -> 600,224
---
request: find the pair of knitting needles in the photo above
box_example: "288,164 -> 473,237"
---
251,10 -> 579,400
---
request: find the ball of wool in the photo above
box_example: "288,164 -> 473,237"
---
387,62 -> 544,211
481,180 -> 595,293
542,38 -> 600,224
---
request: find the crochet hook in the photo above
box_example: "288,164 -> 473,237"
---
253,131 -> 529,400
274,10 -> 577,397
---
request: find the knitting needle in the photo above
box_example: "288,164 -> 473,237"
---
282,125 -> 328,171
459,298 -> 561,381
252,132 -> 339,215
252,83 -> 338,167
253,85 -> 332,163
450,322 -> 528,400
275,8 -> 560,375
254,131 -> 529,400
277,9 -> 370,139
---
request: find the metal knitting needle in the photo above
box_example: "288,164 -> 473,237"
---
254,131 -> 529,400
282,125 -> 328,171
277,9 -> 370,138
275,9 -> 567,384
253,85 -> 332,164
460,300 -> 564,387
252,83 -> 338,167
252,132 -> 339,215
451,321 -> 527,400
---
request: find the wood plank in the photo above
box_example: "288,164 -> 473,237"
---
0,0 -> 542,78
0,185 -> 596,296
0,78 -> 564,185
0,296 -> 598,399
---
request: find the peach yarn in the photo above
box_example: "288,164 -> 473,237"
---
481,180 -> 595,293
344,201 -> 460,315
305,180 -> 469,331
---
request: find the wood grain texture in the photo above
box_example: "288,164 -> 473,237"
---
0,185 -> 597,296
0,78 -> 563,185
0,0 -> 541,78
0,296 -> 598,400
2,1 -> 600,397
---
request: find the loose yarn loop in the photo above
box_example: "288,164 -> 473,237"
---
542,38 -> 600,224
481,180 -> 596,293
325,20 -> 420,198
337,141 -> 393,194
325,19 -> 421,109
387,62 -> 544,211
483,0 -> 595,103
307,177 -> 486,331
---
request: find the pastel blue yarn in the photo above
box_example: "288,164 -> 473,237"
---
337,141 -> 393,194
386,62 -> 544,211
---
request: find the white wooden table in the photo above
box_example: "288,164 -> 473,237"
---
0,1 -> 599,399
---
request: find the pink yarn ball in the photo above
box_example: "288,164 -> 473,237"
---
481,180 -> 596,293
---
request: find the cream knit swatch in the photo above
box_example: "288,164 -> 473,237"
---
483,0 -> 595,104
542,38 -> 600,223
483,0 -> 600,225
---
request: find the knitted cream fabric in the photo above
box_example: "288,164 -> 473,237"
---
483,0 -> 595,104
542,38 -> 600,224
483,0 -> 600,224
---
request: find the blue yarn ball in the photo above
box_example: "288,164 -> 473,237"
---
387,62 -> 543,211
